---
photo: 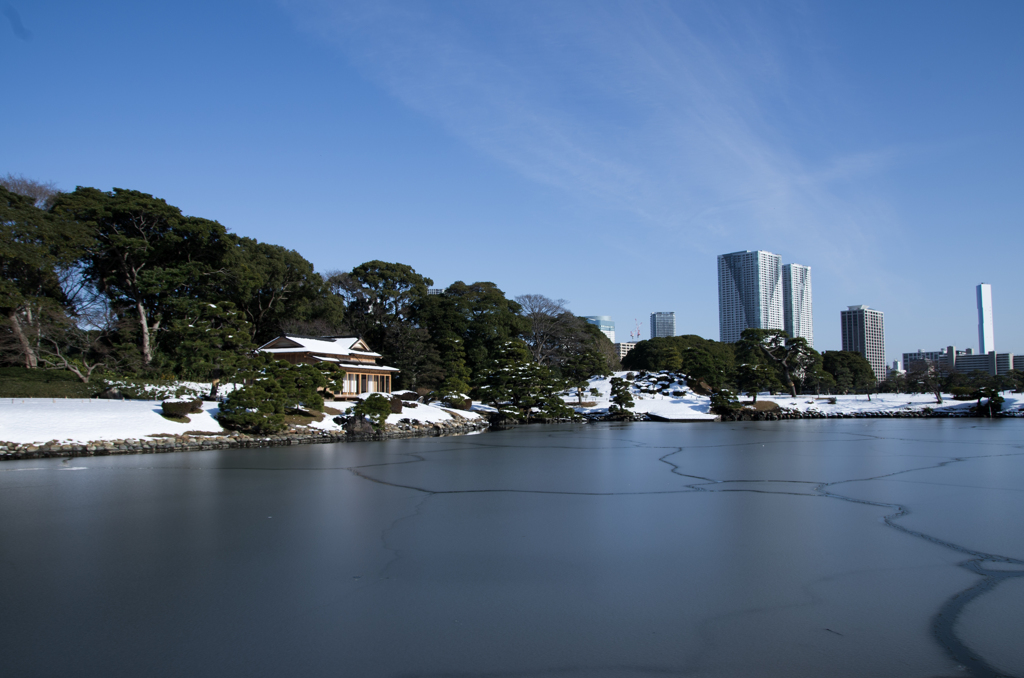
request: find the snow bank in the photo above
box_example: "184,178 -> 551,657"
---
573,372 -> 1024,420
310,400 -> 481,432
0,398 -> 225,444
0,396 -> 482,445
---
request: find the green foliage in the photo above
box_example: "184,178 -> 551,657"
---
161,399 -> 202,417
800,352 -> 834,394
475,340 -> 570,420
351,393 -> 393,431
608,377 -> 635,413
821,351 -> 876,394
734,360 -> 782,401
0,366 -> 99,398
218,357 -> 344,434
434,334 -> 472,395
159,301 -> 256,391
972,387 -> 1004,417
335,260 -> 438,389
51,187 -> 233,366
736,329 -> 816,398
1,186 -> 91,369
418,281 -> 530,383
226,237 -> 342,343
709,389 -> 741,416
622,335 -> 735,389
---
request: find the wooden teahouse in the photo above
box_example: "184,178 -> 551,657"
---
257,335 -> 399,399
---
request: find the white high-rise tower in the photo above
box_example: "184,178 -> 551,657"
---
717,250 -> 783,343
977,283 -> 994,354
782,263 -> 813,347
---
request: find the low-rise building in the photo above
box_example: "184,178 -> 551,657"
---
614,342 -> 636,360
258,335 -> 400,398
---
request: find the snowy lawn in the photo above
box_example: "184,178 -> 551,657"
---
310,400 -> 481,432
0,398 -> 225,444
574,372 -> 1024,420
0,396 -> 482,445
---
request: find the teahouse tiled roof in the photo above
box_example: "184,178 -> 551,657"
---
257,336 -> 382,359
257,336 -> 400,372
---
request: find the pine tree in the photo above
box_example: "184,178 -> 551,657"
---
608,377 -> 635,413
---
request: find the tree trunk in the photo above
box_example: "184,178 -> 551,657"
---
137,299 -> 153,365
752,391 -> 758,403
782,368 -> 796,398
8,309 -> 38,368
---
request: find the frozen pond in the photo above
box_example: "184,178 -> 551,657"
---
1,419 -> 1022,677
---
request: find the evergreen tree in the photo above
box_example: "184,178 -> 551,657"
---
218,356 -> 344,433
51,188 -> 232,367
351,393 -> 393,431
160,301 -> 256,398
476,339 -> 568,420
736,329 -> 815,398
735,360 -> 783,402
608,377 -> 635,413
1,187 -> 90,368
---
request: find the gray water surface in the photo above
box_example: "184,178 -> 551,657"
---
1,420 -> 1022,677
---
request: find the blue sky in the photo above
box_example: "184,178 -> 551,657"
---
3,0 -> 1022,358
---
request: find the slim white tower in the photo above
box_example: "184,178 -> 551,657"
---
977,283 -> 994,354
782,263 -> 813,347
718,250 -> 783,343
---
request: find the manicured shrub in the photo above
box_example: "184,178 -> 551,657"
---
351,394 -> 393,431
217,382 -> 287,434
709,390 -> 741,416
162,399 -> 202,417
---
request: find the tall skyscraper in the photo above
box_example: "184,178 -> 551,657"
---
782,263 -> 813,346
650,312 -> 675,338
841,305 -> 886,382
583,316 -> 615,343
717,250 -> 783,343
977,283 -> 994,354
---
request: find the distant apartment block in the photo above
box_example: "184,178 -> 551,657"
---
650,312 -> 675,339
841,305 -> 886,382
718,250 -> 783,343
902,349 -> 946,368
927,346 -> 1021,377
427,288 -> 444,296
782,263 -> 813,347
583,316 -> 615,343
977,283 -> 994,353
614,342 -> 636,360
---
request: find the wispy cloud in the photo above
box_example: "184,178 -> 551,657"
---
282,0 -> 901,276
3,4 -> 32,40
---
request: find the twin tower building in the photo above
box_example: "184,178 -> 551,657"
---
717,250 -> 813,346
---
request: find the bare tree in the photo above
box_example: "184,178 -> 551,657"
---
0,173 -> 61,209
515,294 -> 577,365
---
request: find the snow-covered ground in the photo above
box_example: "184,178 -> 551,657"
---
0,399 -> 226,444
2,372 -> 1021,447
0,396 -> 481,445
308,400 -> 481,433
571,372 -> 1024,420
574,372 -> 716,420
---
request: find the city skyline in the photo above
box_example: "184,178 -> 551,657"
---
3,2 -> 1022,357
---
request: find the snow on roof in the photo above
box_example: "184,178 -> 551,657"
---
258,335 -> 382,358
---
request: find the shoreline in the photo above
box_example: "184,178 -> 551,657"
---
3,402 -> 1020,462
0,418 -> 490,461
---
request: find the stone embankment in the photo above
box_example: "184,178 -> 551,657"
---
0,418 -> 489,461
719,406 -> 1022,422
